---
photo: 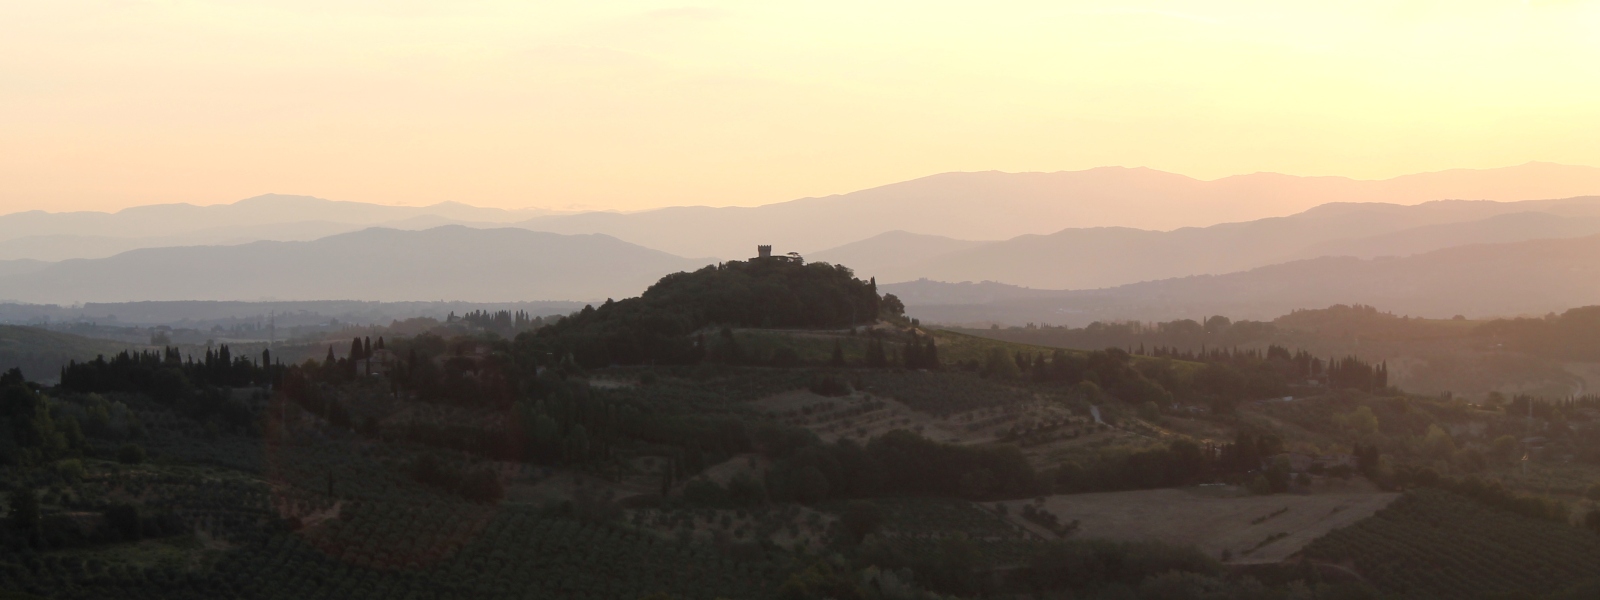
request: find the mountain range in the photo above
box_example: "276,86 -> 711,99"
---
853,196 -> 1600,289
513,162 -> 1600,258
7,162 -> 1600,263
882,233 -> 1600,326
0,195 -> 554,261
0,227 -> 708,304
6,163 -> 1600,320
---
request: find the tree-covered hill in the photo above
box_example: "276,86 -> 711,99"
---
532,257 -> 882,366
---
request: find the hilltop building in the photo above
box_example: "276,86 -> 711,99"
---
753,245 -> 804,264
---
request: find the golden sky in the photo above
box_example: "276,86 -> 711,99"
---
3,1 -> 1600,213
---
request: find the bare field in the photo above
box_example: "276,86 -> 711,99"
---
993,484 -> 1398,564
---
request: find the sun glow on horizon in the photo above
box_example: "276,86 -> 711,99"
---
4,1 -> 1600,213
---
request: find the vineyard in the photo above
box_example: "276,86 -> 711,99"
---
7,504 -> 788,600
855,371 -> 1056,417
1303,488 -> 1600,597
2,433 -> 792,600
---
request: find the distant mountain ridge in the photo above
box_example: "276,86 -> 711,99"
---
8,162 -> 1600,262
843,196 -> 1600,289
515,162 -> 1600,258
808,231 -> 991,282
883,234 -> 1600,326
0,194 -> 558,261
0,226 -> 711,304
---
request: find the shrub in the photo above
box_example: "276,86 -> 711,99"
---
117,444 -> 146,465
55,459 -> 86,482
103,504 -> 141,541
808,376 -> 850,397
459,469 -> 504,504
838,501 -> 884,545
683,479 -> 731,508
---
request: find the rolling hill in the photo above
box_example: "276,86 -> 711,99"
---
515,163 -> 1600,259
886,233 -> 1600,326
856,196 -> 1600,289
516,162 -> 1600,258
8,163 -> 1600,265
807,231 -> 990,281
0,194 -> 557,261
0,226 -> 711,304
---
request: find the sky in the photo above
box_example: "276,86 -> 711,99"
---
3,1 -> 1600,214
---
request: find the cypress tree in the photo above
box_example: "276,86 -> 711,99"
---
830,340 -> 846,367
866,337 -> 888,368
903,339 -> 922,369
8,487 -> 39,535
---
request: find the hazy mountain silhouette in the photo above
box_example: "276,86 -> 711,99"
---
0,195 -> 554,261
8,163 -> 1600,263
1291,211 -> 1600,260
0,259 -> 49,278
884,234 -> 1600,326
0,226 -> 708,304
0,221 -> 383,262
517,162 -> 1600,258
862,196 -> 1600,288
807,231 -> 990,280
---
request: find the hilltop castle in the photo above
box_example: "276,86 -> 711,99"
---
754,245 -> 803,264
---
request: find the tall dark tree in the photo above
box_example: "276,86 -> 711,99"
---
903,338 -> 923,369
829,339 -> 847,367
7,487 -> 39,535
866,336 -> 888,368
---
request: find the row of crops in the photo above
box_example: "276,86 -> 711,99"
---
856,371 -> 1049,417
5,429 -> 793,600
6,505 -> 788,600
1302,488 -> 1600,598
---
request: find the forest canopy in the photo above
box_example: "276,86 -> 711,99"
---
532,258 -> 882,367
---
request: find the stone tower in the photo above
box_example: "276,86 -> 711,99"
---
757,245 -> 772,259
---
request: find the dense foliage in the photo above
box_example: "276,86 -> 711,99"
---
1477,305 -> 1600,361
531,258 -> 881,367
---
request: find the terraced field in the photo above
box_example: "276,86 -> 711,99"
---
992,484 -> 1399,564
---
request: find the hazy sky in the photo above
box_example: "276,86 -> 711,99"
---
4,1 -> 1600,213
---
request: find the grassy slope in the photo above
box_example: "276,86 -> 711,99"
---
0,324 -> 135,382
